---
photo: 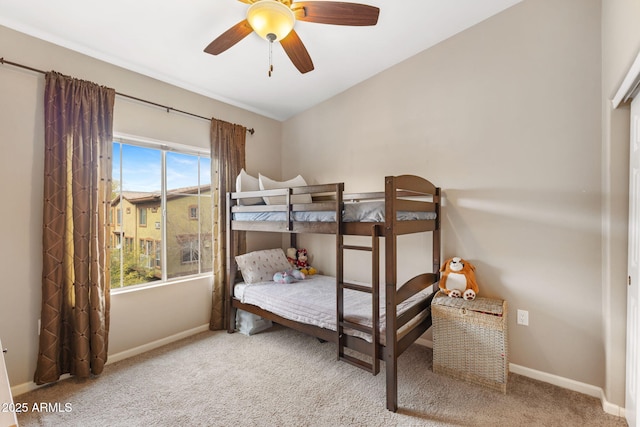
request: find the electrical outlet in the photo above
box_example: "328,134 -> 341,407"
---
517,309 -> 529,326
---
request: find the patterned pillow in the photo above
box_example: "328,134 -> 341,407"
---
258,173 -> 313,205
235,249 -> 292,284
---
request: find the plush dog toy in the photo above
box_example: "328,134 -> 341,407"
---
439,257 -> 479,300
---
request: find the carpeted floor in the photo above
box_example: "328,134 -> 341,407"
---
15,325 -> 627,426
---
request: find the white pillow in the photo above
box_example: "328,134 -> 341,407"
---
235,249 -> 292,284
235,169 -> 263,205
258,174 -> 312,205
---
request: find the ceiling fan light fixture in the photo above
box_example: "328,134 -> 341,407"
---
247,0 -> 295,42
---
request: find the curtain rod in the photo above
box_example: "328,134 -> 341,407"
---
0,57 -> 255,135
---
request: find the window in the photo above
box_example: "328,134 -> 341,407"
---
165,151 -> 212,279
139,239 -> 154,269
189,205 -> 198,220
181,238 -> 199,264
139,208 -> 147,227
155,242 -> 161,268
110,139 -> 212,289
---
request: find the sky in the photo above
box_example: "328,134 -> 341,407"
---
113,143 -> 211,193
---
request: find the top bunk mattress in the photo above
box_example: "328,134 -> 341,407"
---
232,200 -> 437,223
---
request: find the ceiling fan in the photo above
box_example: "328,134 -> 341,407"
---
204,0 -> 380,75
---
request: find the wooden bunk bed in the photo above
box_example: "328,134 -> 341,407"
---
225,174 -> 441,412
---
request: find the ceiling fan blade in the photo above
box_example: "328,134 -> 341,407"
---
204,19 -> 254,55
292,1 -> 380,26
280,29 -> 314,74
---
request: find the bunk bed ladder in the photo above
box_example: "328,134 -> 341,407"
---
337,224 -> 381,375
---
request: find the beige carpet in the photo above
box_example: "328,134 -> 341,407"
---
15,325 -> 626,427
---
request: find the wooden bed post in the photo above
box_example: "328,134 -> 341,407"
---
384,176 -> 398,412
226,192 -> 236,333
433,187 -> 442,286
335,183 -> 344,361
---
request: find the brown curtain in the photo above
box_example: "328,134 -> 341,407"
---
34,72 -> 115,384
209,118 -> 246,330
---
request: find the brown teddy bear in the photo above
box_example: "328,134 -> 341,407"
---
439,257 -> 479,300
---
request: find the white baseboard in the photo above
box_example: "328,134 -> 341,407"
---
11,373 -> 72,397
12,324 -> 210,397
509,364 -> 624,418
414,338 -> 624,418
107,324 -> 210,364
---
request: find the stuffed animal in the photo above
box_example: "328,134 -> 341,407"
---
286,247 -> 297,268
273,269 -> 306,284
273,271 -> 295,284
439,257 -> 479,300
296,248 -> 317,275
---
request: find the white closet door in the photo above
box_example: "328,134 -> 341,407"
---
627,97 -> 640,427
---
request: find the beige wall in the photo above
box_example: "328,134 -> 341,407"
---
0,24 -> 281,391
283,0 -> 616,402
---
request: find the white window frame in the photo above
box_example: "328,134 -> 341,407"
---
111,133 -> 212,293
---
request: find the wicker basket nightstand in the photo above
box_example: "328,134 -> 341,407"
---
431,291 -> 508,393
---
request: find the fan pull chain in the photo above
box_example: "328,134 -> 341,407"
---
268,41 -> 273,77
267,33 -> 276,77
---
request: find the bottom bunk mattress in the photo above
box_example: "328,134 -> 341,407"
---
234,274 -> 433,344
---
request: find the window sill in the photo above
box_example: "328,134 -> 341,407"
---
111,273 -> 212,295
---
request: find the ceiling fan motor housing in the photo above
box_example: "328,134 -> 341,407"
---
247,0 -> 296,41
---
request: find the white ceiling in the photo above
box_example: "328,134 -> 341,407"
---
0,0 -> 522,121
